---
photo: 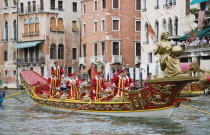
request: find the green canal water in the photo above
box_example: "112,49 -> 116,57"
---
0,90 -> 210,135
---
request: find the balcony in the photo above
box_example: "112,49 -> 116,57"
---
3,7 -> 9,14
22,32 -> 40,37
11,6 -> 17,12
79,57 -> 86,65
135,56 -> 141,65
96,55 -> 105,63
184,44 -> 210,53
90,56 -> 97,64
111,55 -> 122,64
142,8 -> 147,12
15,57 -> 45,65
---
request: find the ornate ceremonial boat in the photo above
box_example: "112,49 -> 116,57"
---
20,70 -> 210,118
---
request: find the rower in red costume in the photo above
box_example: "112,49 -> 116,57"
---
51,61 -> 64,86
66,73 -> 79,99
47,71 -> 60,97
125,70 -> 134,91
110,69 -> 129,99
91,71 -> 107,101
73,73 -> 82,99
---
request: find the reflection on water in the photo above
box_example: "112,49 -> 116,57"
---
0,90 -> 210,135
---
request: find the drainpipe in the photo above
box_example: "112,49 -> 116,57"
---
16,0 -> 19,89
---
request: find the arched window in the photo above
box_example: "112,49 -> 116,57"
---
5,21 -> 8,41
168,18 -> 173,37
13,70 -> 16,76
24,19 -> 29,36
145,22 -> 149,43
50,17 -> 57,31
155,20 -> 159,41
162,19 -> 166,30
58,18 -> 64,32
13,20 -> 17,41
58,44 -> 64,59
4,50 -> 8,61
50,44 -> 56,59
29,18 -> 34,35
174,16 -> 178,35
35,17 -> 39,34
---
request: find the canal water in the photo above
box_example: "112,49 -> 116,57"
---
0,90 -> 210,135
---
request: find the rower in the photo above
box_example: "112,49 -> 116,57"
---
47,71 -> 60,97
51,61 -> 64,87
66,73 -> 79,99
73,73 -> 82,99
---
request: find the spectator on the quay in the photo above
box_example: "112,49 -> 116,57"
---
201,37 -> 207,45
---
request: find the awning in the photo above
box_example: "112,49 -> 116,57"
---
81,67 -> 91,73
179,26 -> 210,41
12,40 -> 44,49
190,0 -> 208,5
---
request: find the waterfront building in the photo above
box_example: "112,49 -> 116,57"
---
80,0 -> 141,81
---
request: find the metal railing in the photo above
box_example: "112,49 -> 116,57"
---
15,57 -> 45,65
111,55 -> 122,64
79,57 -> 86,65
135,56 -> 141,64
90,56 -> 97,64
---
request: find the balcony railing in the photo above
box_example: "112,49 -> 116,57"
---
3,7 -> 9,14
22,32 -> 40,37
11,6 -> 17,12
96,55 -> 105,63
142,8 -> 147,12
135,56 -> 141,64
90,56 -> 97,64
79,57 -> 86,65
15,57 -> 45,65
111,55 -> 122,64
18,5 -> 44,15
184,44 -> 210,52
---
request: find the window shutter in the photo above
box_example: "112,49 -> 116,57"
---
50,18 -> 57,31
29,23 -> 34,34
72,21 -> 78,32
58,18 -> 64,32
24,24 -> 28,34
35,23 -> 39,33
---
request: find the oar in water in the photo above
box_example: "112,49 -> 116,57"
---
23,87 -> 68,111
4,91 -> 24,103
56,93 -> 114,118
0,83 -> 48,100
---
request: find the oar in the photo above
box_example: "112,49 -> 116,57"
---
0,83 -> 48,100
56,93 -> 114,118
23,88 -> 65,111
4,91 -> 24,103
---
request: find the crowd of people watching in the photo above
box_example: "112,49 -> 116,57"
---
170,37 -> 210,47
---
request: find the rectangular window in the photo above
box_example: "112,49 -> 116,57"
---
113,19 -> 120,31
13,0 -> 17,6
101,19 -> 105,31
136,0 -> 141,10
83,45 -> 86,57
51,0 -> 55,9
72,21 -> 79,32
113,42 -> 119,55
40,0 -> 44,10
68,67 -> 72,74
94,0 -> 97,11
30,67 -> 33,71
102,0 -> 106,9
41,67 -> 44,76
83,23 -> 86,34
20,3 -> 24,13
148,53 -> 152,63
113,0 -> 119,9
72,48 -> 77,60
94,43 -> 97,56
136,43 -> 141,56
58,1 -> 63,10
28,2 -> 31,13
135,20 -> 141,32
5,0 -> 8,7
73,2 -> 77,12
33,1 -> 36,12
83,4 -> 86,15
94,21 -> 97,32
101,42 -> 105,55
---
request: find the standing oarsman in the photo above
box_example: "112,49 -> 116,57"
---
125,70 -> 134,91
110,69 -> 129,99
51,61 -> 64,86
73,73 -> 82,99
66,73 -> 78,99
91,71 -> 107,101
47,71 -> 60,97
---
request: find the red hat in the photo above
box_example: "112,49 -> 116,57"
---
54,61 -> 58,64
73,73 -> 77,75
51,71 -> 55,74
68,73 -> 74,77
119,69 -> 126,73
96,71 -> 101,75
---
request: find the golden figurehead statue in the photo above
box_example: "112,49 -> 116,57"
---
154,32 -> 184,78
